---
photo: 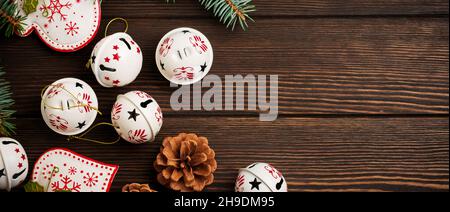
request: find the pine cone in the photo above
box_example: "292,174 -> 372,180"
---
154,133 -> 217,192
122,183 -> 157,192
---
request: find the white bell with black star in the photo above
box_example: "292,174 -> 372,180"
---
156,27 -> 213,85
111,91 -> 163,144
90,32 -> 143,87
0,137 -> 28,191
41,78 -> 99,136
235,163 -> 288,192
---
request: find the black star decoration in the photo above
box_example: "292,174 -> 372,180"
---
75,82 -> 84,89
249,178 -> 262,190
200,62 -> 207,72
160,60 -> 165,70
76,121 -> 86,129
0,169 -> 5,178
128,109 -> 140,121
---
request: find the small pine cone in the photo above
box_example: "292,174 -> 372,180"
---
154,133 -> 217,192
122,183 -> 157,192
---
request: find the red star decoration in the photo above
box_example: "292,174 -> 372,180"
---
104,76 -> 110,81
113,53 -> 120,61
21,154 -> 26,161
131,41 -> 135,45
18,163 -> 23,168
104,57 -> 110,63
137,48 -> 141,54
15,148 -> 20,153
113,45 -> 119,51
113,80 -> 120,85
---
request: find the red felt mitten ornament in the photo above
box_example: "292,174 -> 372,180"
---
30,148 -> 118,192
14,0 -> 101,52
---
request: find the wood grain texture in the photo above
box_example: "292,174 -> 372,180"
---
100,0 -> 449,17
0,17 -> 448,116
0,0 -> 448,193
12,117 -> 449,192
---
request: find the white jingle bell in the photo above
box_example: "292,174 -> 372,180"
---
235,163 -> 288,192
90,32 -> 143,87
111,91 -> 163,144
41,78 -> 99,136
0,138 -> 29,191
156,27 -> 213,85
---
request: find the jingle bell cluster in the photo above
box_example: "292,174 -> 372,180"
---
3,16 -> 290,192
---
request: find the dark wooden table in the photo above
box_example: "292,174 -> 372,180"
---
0,0 -> 448,192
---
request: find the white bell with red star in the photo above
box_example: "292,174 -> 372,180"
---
0,137 -> 29,191
111,91 -> 163,144
41,78 -> 99,136
90,32 -> 143,87
235,163 -> 288,192
156,27 -> 213,85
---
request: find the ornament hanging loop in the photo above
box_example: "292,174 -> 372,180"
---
67,122 -> 121,145
105,17 -> 129,37
41,84 -> 103,116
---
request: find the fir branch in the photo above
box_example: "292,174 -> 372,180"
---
0,0 -> 26,37
0,63 -> 16,137
166,0 -> 255,31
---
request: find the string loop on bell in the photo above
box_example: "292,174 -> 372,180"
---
67,123 -> 121,145
105,17 -> 129,37
41,84 -> 103,116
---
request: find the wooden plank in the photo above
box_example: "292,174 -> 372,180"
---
11,116 -> 449,192
1,17 -> 448,116
100,0 -> 450,18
